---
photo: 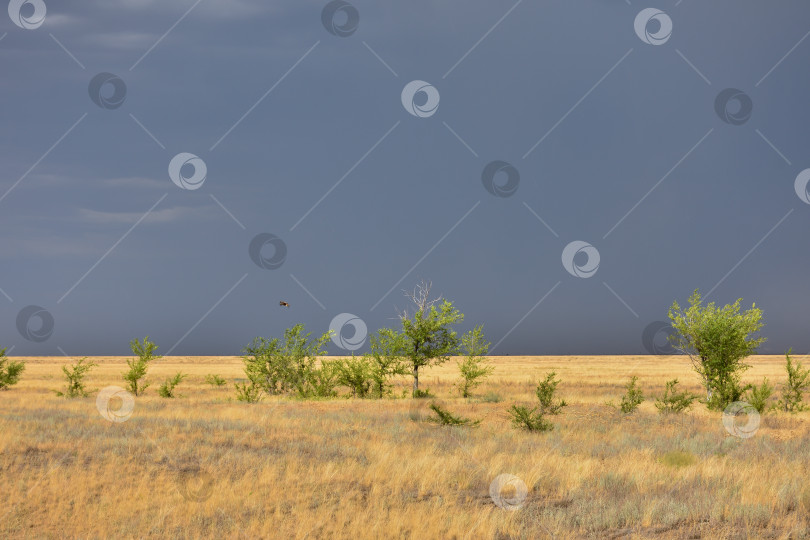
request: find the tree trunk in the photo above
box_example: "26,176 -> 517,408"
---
413,365 -> 419,396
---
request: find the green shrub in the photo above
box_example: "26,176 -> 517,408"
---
746,378 -> 774,413
234,380 -> 262,403
619,376 -> 644,413
365,328 -> 409,398
654,379 -> 698,414
333,355 -> 373,398
158,372 -> 186,398
776,350 -> 810,413
426,402 -> 480,427
123,336 -> 161,396
413,388 -> 433,399
308,360 -> 339,398
456,325 -> 493,398
508,404 -> 553,432
204,374 -> 227,386
55,357 -> 96,398
0,348 -> 25,390
536,371 -> 567,415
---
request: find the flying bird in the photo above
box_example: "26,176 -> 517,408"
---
279,301 -> 290,308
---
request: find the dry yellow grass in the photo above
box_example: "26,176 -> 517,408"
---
2,355 -> 809,539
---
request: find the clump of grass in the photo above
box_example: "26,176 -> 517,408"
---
426,402 -> 480,426
479,391 -> 502,403
655,379 -> 698,414
204,374 -> 227,387
659,450 -> 696,468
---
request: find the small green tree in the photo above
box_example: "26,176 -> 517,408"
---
654,379 -> 699,414
620,376 -> 644,413
334,355 -> 373,398
241,324 -> 332,399
747,378 -> 774,414
456,325 -> 493,398
158,372 -> 186,398
204,374 -> 226,386
508,404 -> 553,432
365,328 -> 409,398
399,281 -> 464,396
536,371 -> 567,415
56,357 -> 97,398
124,337 -> 161,396
668,290 -> 765,410
0,348 -> 25,390
775,350 -> 810,413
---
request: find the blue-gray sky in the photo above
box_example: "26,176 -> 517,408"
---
2,0 -> 809,356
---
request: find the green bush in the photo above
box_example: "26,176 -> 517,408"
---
426,402 -> 480,427
654,379 -> 698,414
234,380 -> 262,403
508,404 -> 553,432
456,325 -> 493,398
158,372 -> 186,398
746,378 -> 774,413
365,328 -> 409,398
333,355 -> 373,398
620,376 -> 644,413
204,374 -> 227,386
412,388 -> 433,399
0,348 -> 25,390
55,357 -> 96,398
776,350 -> 810,413
536,371 -> 567,415
124,337 -> 161,396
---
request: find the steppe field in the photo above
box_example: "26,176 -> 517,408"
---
2,355 -> 809,539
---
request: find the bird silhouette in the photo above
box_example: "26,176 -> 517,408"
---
279,301 -> 290,308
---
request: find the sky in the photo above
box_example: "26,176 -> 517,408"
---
1,0 -> 809,357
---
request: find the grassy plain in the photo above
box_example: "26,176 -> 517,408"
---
1,355 -> 809,539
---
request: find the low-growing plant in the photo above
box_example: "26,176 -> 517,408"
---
747,377 -> 774,413
620,376 -> 644,413
775,350 -> 810,413
536,371 -> 567,415
508,404 -> 553,432
55,357 -> 96,398
456,325 -> 493,398
654,379 -> 698,414
123,336 -> 161,396
659,450 -> 696,468
412,388 -> 433,399
334,355 -> 373,398
204,374 -> 227,387
235,380 -> 262,403
479,391 -> 502,403
158,372 -> 186,398
426,402 -> 480,426
0,348 -> 25,390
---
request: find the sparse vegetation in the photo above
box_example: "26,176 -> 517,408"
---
55,357 -> 96,398
123,336 -> 161,396
619,375 -> 644,413
426,402 -> 480,426
747,378 -> 774,413
456,325 -> 493,398
536,371 -> 567,415
507,403 -> 554,432
158,372 -> 186,398
0,348 -> 25,390
654,378 -> 699,414
204,374 -> 227,386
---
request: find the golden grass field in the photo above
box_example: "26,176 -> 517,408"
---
2,355 -> 810,539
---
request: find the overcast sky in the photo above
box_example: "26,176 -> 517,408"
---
2,0 -> 809,357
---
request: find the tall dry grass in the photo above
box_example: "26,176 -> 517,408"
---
1,355 -> 809,539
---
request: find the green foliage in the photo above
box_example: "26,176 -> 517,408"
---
654,379 -> 699,414
456,325 -> 493,398
333,355 -> 373,398
158,372 -> 187,398
776,350 -> 810,413
204,374 -> 227,386
124,336 -> 161,396
619,376 -> 644,414
240,324 -> 332,399
659,450 -> 696,468
412,388 -> 433,398
426,402 -> 480,426
668,290 -> 765,410
365,328 -> 409,398
536,371 -> 567,415
399,281 -> 464,396
234,380 -> 262,403
55,357 -> 96,398
308,359 -> 339,398
507,404 -> 553,432
746,377 -> 774,414
0,348 -> 25,390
